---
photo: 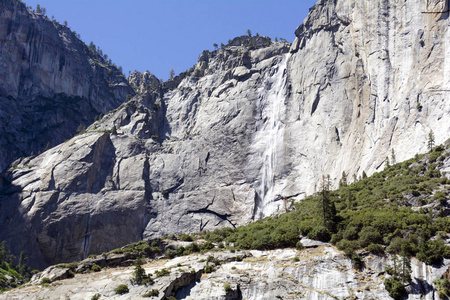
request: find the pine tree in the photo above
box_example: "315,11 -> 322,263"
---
391,149 -> 396,165
319,175 -> 335,231
130,262 -> 146,285
339,171 -> 348,188
399,255 -> 411,284
428,130 -> 435,151
169,68 -> 175,79
76,124 -> 86,134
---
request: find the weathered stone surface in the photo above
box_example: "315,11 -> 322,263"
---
299,237 -> 328,248
0,0 -> 133,171
30,266 -> 72,284
128,70 -> 160,93
1,0 -> 450,269
1,248 -> 448,300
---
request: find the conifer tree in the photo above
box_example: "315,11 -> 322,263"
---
339,171 -> 348,188
391,149 -> 396,165
428,130 -> 435,151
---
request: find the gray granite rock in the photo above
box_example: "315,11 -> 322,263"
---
1,248 -> 448,300
1,0 -> 450,270
0,0 -> 134,171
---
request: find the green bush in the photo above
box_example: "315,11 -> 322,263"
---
307,225 -> 331,242
204,265 -> 214,273
365,243 -> 384,255
417,239 -> 450,265
154,268 -> 170,278
358,226 -> 382,247
384,276 -> 406,300
351,253 -> 364,270
224,283 -> 232,291
342,226 -> 359,240
179,234 -> 193,241
433,191 -> 447,204
39,277 -> 52,285
130,262 -> 147,285
91,293 -> 101,300
114,284 -> 129,295
91,264 -> 102,272
165,248 -> 177,259
434,278 -> 450,299
336,239 -> 359,256
142,289 -> 159,297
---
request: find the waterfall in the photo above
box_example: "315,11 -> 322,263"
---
251,54 -> 289,218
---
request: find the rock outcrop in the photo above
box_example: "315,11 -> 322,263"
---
1,0 -> 450,268
0,0 -> 133,171
0,247 -> 448,300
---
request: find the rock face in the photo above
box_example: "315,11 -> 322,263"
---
0,247 -> 448,300
0,0 -> 133,171
1,0 -> 450,268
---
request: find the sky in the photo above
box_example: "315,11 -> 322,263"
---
23,0 -> 318,80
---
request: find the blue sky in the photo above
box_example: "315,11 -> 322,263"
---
23,0 -> 317,80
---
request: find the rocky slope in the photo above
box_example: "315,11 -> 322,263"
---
1,0 -> 450,268
1,244 -> 449,300
0,0 -> 134,171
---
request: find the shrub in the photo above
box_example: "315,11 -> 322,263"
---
207,255 -> 220,266
307,225 -> 331,242
365,243 -> 384,255
91,264 -> 102,272
154,268 -> 170,278
130,262 -> 147,285
433,191 -> 447,204
39,277 -> 51,285
165,249 -> 177,259
224,283 -> 232,291
185,242 -> 200,253
296,241 -> 304,250
434,278 -> 450,299
359,226 -> 383,247
142,289 -> 159,297
200,241 -> 215,251
417,239 -> 450,265
351,253 -> 364,270
336,239 -> 359,256
91,294 -> 101,300
179,234 -> 193,241
343,226 -> 359,240
115,284 -> 129,295
204,265 -> 214,273
384,276 -> 406,300
292,256 -> 300,262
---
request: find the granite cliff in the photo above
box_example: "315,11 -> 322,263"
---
0,0 -> 450,269
0,0 -> 134,171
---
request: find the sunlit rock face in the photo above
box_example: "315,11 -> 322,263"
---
1,0 -> 449,268
0,0 -> 133,171
0,247 -> 448,300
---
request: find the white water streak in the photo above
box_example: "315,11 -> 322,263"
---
252,54 -> 289,218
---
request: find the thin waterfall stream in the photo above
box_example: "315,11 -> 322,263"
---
251,54 -> 289,218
